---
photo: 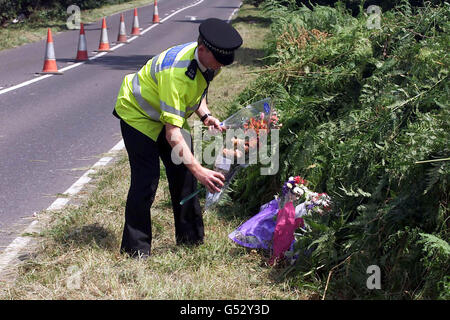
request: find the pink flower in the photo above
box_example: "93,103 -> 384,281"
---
294,176 -> 306,185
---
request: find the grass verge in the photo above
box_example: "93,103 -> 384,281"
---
0,4 -> 311,300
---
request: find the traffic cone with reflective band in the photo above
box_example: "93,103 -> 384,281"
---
131,8 -> 141,36
40,28 -> 63,74
96,17 -> 111,52
153,0 -> 160,24
75,23 -> 88,61
117,13 -> 128,43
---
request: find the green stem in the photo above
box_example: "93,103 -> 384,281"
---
179,188 -> 203,205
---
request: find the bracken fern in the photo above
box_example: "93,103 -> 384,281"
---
225,0 -> 449,299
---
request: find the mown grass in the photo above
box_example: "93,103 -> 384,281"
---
0,4 -> 311,300
0,0 -> 153,51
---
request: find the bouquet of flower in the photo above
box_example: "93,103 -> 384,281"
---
228,175 -> 331,265
180,98 -> 280,207
280,176 -> 332,217
203,97 -> 281,209
272,176 -> 331,264
218,97 -> 280,130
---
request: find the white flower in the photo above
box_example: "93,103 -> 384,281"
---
293,187 -> 304,196
286,183 -> 293,189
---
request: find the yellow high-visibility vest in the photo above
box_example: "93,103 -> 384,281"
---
114,42 -> 209,141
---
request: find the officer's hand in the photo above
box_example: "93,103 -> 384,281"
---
204,116 -> 224,132
195,167 -> 225,193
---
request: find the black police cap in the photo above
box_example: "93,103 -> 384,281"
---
199,18 -> 243,66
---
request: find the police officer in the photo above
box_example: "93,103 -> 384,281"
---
113,18 -> 243,258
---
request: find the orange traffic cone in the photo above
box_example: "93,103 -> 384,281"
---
96,17 -> 111,52
117,13 -> 128,43
153,0 -> 160,24
39,28 -> 63,74
75,23 -> 88,61
131,8 -> 141,36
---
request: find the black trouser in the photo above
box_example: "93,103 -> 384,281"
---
119,120 -> 203,257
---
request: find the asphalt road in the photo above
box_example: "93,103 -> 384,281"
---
0,0 -> 242,253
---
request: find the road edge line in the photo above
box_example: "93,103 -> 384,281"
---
0,0 -> 206,96
0,139 -> 125,277
0,0 -> 242,276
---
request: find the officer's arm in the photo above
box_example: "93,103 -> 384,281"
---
195,97 -> 211,119
165,123 -> 224,193
195,97 -> 223,131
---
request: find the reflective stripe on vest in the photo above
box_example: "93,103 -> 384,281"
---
186,103 -> 200,113
160,101 -> 200,117
150,54 -> 159,84
160,100 -> 185,117
134,71 -> 200,121
154,60 -> 192,80
150,44 -> 194,85
132,73 -> 160,121
133,42 -> 201,121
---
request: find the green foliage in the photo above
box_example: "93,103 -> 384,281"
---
227,0 -> 449,299
256,0 -> 446,16
0,0 -> 133,25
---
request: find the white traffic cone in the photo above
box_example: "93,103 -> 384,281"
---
75,23 -> 88,61
96,17 -> 111,52
131,8 -> 141,36
39,28 -> 63,74
153,0 -> 160,24
117,13 -> 128,43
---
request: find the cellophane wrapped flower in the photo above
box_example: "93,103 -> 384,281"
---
228,173 -> 331,266
304,192 -> 332,215
204,97 -> 282,209
272,175 -> 331,265
279,176 -> 331,216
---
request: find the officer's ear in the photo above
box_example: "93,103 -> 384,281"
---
197,43 -> 210,57
197,36 -> 210,54
197,35 -> 204,47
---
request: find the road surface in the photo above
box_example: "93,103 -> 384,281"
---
0,0 -> 242,253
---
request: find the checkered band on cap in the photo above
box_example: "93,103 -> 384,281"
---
202,38 -> 233,55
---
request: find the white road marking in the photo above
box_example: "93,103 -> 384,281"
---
0,0 -> 242,274
0,75 -> 52,95
0,0 -> 206,97
227,2 -> 243,23
0,140 -> 124,275
140,0 -> 206,36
